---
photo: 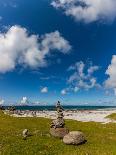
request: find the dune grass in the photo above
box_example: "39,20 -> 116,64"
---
0,110 -> 116,155
106,113 -> 116,120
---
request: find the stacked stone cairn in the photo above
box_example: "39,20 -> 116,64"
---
50,101 -> 86,145
50,101 -> 69,138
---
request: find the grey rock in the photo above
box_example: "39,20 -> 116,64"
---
63,131 -> 86,145
50,127 -> 69,138
22,129 -> 28,138
50,118 -> 65,128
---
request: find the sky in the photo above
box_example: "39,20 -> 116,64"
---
0,0 -> 116,105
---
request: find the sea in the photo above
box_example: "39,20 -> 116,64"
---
3,105 -> 116,111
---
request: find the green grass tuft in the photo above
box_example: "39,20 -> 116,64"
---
106,113 -> 116,120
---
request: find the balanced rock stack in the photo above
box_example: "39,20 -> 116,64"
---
50,101 -> 69,138
50,101 -> 86,145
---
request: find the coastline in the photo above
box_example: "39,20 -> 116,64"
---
3,105 -> 116,111
4,108 -> 116,124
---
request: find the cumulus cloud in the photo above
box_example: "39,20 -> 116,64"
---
74,86 -> 79,92
41,87 -> 48,93
20,97 -> 28,105
0,25 -> 71,73
51,0 -> 116,23
0,99 -> 5,105
105,55 -> 116,95
61,89 -> 67,95
67,61 -> 100,91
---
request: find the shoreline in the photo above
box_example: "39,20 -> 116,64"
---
4,109 -> 116,124
3,105 -> 116,111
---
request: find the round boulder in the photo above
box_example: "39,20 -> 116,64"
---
50,128 -> 69,138
63,131 -> 86,145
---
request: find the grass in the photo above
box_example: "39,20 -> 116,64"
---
0,110 -> 116,155
106,113 -> 116,120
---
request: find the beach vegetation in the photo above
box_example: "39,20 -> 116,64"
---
106,113 -> 116,120
0,110 -> 116,155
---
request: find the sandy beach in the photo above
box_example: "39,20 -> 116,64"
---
4,109 -> 116,124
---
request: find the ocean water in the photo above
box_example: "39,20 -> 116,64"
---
4,106 -> 116,111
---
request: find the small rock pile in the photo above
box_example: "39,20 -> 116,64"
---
50,101 -> 69,138
50,101 -> 86,145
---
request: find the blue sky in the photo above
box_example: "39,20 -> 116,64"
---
0,0 -> 116,105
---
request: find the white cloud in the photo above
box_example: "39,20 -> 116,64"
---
105,90 -> 110,96
67,61 -> 100,91
0,25 -> 71,73
105,55 -> 116,95
20,97 -> 28,105
41,87 -> 48,93
51,0 -> 116,23
87,66 -> 99,75
0,99 -> 4,105
74,86 -> 79,92
61,89 -> 67,95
